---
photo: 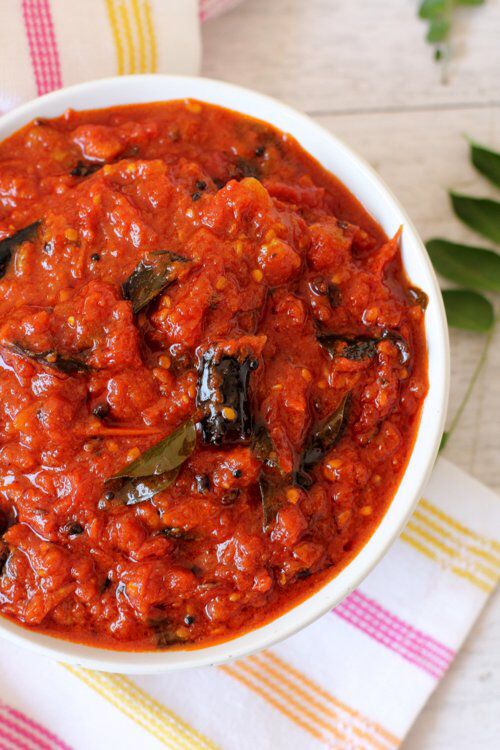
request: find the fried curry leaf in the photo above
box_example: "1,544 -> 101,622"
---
442,289 -> 494,331
252,425 -> 283,474
450,192 -> 500,243
318,334 -> 379,361
110,469 -> 179,506
234,158 -> 261,180
122,251 -> 190,314
70,161 -> 102,177
109,420 -> 196,480
105,420 -> 196,506
0,541 -> 9,576
427,238 -> 500,292
259,475 -> 284,532
381,330 -> 411,365
0,221 -> 41,279
153,620 -> 190,648
299,393 -> 350,481
309,277 -> 341,307
5,343 -> 92,374
157,526 -> 196,541
197,350 -> 258,446
407,286 -> 429,310
318,330 -> 410,365
470,140 -> 500,188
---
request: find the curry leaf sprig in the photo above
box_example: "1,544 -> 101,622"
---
418,0 -> 485,79
426,140 -> 500,449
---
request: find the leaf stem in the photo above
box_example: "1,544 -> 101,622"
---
441,322 -> 495,450
441,0 -> 454,84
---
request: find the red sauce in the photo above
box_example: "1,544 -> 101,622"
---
0,100 -> 428,650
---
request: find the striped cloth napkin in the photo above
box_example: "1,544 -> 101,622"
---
0,2 -> 499,749
0,458 -> 499,750
0,0 -> 242,112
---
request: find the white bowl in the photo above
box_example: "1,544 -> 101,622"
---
0,75 -> 449,673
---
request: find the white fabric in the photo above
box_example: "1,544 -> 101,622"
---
0,459 -> 498,749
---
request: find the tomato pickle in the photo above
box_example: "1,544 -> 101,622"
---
0,101 -> 428,650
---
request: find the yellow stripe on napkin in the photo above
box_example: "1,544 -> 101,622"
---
105,0 -> 158,75
64,666 -> 219,750
401,499 -> 500,593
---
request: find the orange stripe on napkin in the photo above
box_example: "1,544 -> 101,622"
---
220,662 -> 326,743
222,651 -> 398,750
261,651 -> 398,748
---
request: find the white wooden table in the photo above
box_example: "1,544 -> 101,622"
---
202,2 -> 500,747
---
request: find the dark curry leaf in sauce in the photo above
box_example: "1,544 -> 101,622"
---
122,251 -> 191,314
0,541 -> 9,577
252,425 -> 283,474
309,276 -> 342,307
105,420 -> 196,505
157,527 -> 196,541
298,393 -> 351,485
153,620 -> 191,648
0,221 -> 41,279
108,470 -> 180,506
4,343 -> 93,374
259,475 -> 285,532
318,329 -> 411,365
407,286 -> 429,310
70,161 -> 103,177
318,334 -> 379,362
253,426 -> 289,530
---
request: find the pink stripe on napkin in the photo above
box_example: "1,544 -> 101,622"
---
199,0 -> 243,22
334,590 -> 455,679
0,703 -> 71,750
22,0 -> 62,96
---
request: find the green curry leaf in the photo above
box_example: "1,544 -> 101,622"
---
259,475 -> 284,532
4,343 -> 92,374
418,0 -> 484,71
105,420 -> 196,506
427,17 -> 449,42
439,431 -> 450,451
109,470 -> 180,506
450,192 -> 500,243
419,0 -> 445,18
109,420 -> 196,480
442,289 -> 494,332
469,140 -> 500,188
427,238 -> 500,292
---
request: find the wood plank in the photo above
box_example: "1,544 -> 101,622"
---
405,593 -> 500,750
202,0 -> 500,115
